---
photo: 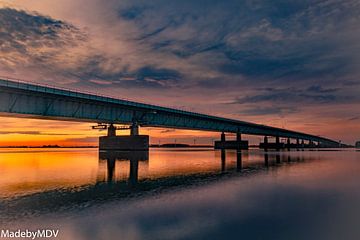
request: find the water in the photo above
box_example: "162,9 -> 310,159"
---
0,148 -> 360,240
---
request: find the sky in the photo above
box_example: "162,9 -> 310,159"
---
0,0 -> 359,146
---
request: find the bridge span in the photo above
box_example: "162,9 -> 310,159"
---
0,77 -> 339,149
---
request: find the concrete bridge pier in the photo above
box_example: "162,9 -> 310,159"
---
130,123 -> 139,136
309,140 -> 315,148
263,136 -> 268,151
296,138 -> 300,150
99,123 -> 149,151
275,136 -> 281,151
214,132 -> 248,150
107,124 -> 116,137
301,140 -> 305,150
286,138 -> 291,150
221,132 -> 226,142
259,135 -> 285,150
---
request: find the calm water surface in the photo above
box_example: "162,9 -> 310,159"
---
0,148 -> 359,240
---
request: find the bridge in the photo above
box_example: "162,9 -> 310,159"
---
0,77 -> 340,150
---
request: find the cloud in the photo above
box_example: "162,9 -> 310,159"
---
306,85 -> 339,93
348,116 -> 359,121
74,60 -> 182,88
115,0 -> 360,85
2,1 -> 360,90
239,106 -> 299,116
231,87 -> 351,105
0,7 -> 86,79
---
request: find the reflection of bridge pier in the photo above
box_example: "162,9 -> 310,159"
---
264,152 -> 269,167
129,158 -> 139,186
219,149 -> 298,170
221,149 -> 226,172
236,151 -> 242,171
220,149 -> 243,172
276,154 -> 281,164
98,151 -> 149,184
106,157 -> 116,182
266,152 -> 290,166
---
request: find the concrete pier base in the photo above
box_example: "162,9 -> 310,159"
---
99,135 -> 149,151
259,142 -> 285,149
214,140 -> 249,150
215,132 -> 248,150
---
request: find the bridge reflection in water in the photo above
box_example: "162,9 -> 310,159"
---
98,151 -> 149,185
98,149 -> 307,186
0,148 -> 314,223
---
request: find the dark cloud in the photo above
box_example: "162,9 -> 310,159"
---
234,91 -> 338,105
239,106 -> 298,116
306,85 -> 339,93
117,0 -> 360,85
119,6 -> 147,20
0,8 -> 85,69
74,59 -> 182,89
230,86 -> 355,105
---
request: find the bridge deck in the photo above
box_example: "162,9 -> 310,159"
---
0,77 -> 338,145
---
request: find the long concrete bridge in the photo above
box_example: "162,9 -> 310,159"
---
0,77 -> 340,150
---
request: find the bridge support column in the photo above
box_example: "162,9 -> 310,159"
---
221,132 -> 226,142
260,135 -> 284,150
130,123 -> 139,136
301,139 -> 305,150
286,138 -> 291,151
296,138 -> 300,150
236,132 -> 241,142
214,132 -> 248,150
276,136 -> 280,151
99,123 -> 149,151
261,136 -> 269,150
107,124 -> 116,137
